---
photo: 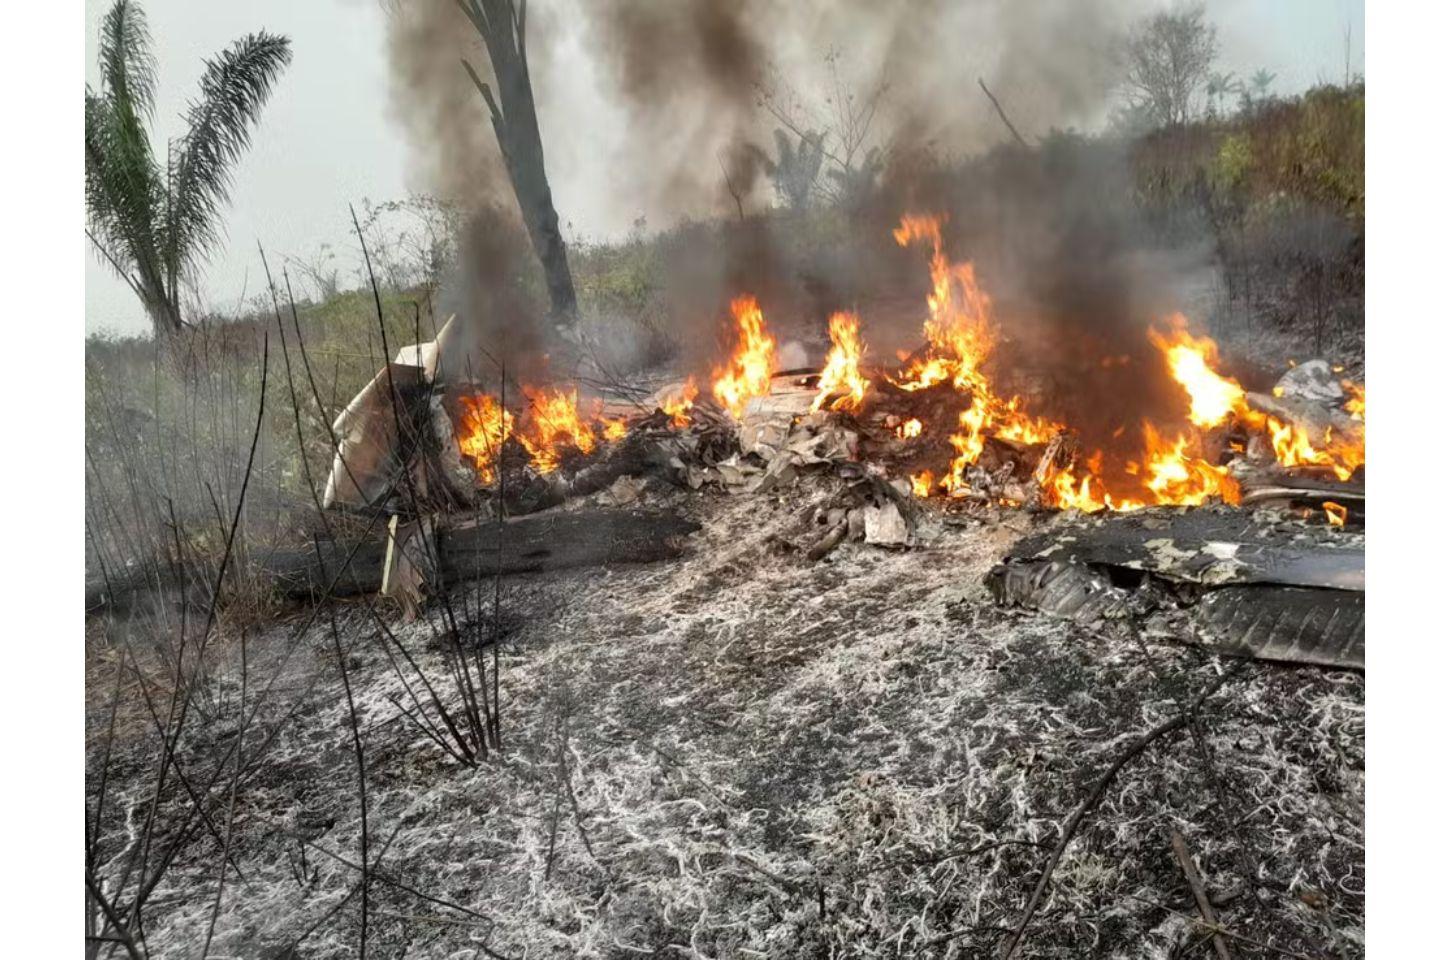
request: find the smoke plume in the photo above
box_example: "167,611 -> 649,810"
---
382,0 -> 1208,416
385,1 -> 509,210
384,0 -> 1152,239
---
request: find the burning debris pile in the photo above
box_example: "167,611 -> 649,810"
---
319,210 -> 1365,641
334,212 -> 1362,523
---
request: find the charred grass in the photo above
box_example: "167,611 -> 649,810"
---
87,479 -> 1364,957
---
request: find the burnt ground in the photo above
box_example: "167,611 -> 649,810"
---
86,477 -> 1364,959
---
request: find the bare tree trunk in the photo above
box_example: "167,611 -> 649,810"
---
458,0 -> 579,329
142,284 -> 185,339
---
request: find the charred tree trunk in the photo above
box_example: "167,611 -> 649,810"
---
457,0 -> 578,328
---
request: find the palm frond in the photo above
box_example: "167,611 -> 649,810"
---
89,2 -> 165,272
84,91 -> 120,233
98,0 -> 157,121
85,84 -> 165,292
169,31 -> 292,270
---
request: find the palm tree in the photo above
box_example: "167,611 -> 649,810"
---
85,0 -> 291,338
1237,68 -> 1277,113
1248,68 -> 1276,101
1205,71 -> 1239,118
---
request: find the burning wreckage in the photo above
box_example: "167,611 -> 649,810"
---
323,213 -> 1365,672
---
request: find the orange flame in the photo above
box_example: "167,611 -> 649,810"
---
942,397 -> 991,494
658,378 -> 699,428
457,387 -> 629,479
711,295 -> 776,418
990,396 -> 1062,446
1033,423 -> 1237,513
1261,415 -> 1364,482
1324,501 -> 1348,527
456,394 -> 513,484
1039,467 -> 1126,513
895,418 -> 923,439
891,214 -> 1064,497
910,470 -> 934,497
1151,317 -> 1364,482
1148,317 -> 1244,428
890,214 -> 997,394
812,311 -> 870,412
1342,380 -> 1365,420
516,387 -> 599,475
1139,422 -> 1241,506
601,416 -> 629,442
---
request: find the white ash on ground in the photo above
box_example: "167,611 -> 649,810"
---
86,480 -> 1364,959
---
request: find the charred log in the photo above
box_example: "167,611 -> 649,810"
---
86,507 -> 699,615
501,431 -> 670,514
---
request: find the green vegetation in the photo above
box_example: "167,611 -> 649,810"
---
1133,82 -> 1365,223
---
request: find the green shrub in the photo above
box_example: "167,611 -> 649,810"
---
1211,133 -> 1253,192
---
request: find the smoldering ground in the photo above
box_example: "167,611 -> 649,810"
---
86,484 -> 1365,958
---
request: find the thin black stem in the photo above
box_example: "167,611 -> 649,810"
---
200,629 -> 250,957
1001,668 -> 1237,960
492,359 -> 506,749
317,539 -> 370,958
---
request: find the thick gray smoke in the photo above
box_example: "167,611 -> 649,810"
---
584,1 -> 766,216
385,1 -> 508,211
382,0 -> 1195,408
385,1 -> 561,380
384,0 -> 1152,241
578,0 -> 1149,225
432,205 -> 553,386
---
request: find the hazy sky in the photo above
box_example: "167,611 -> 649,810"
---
84,0 -> 1365,336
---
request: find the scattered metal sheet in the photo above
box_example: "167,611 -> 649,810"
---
390,313 -> 456,381
1273,359 -> 1344,404
324,317 -> 463,512
1245,391 -> 1363,449
1240,484 -> 1364,508
985,560 -> 1128,625
1194,585 -> 1364,669
862,501 -> 910,546
990,507 -> 1365,671
1005,507 -> 1364,591
381,516 -> 438,621
322,363 -> 428,510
